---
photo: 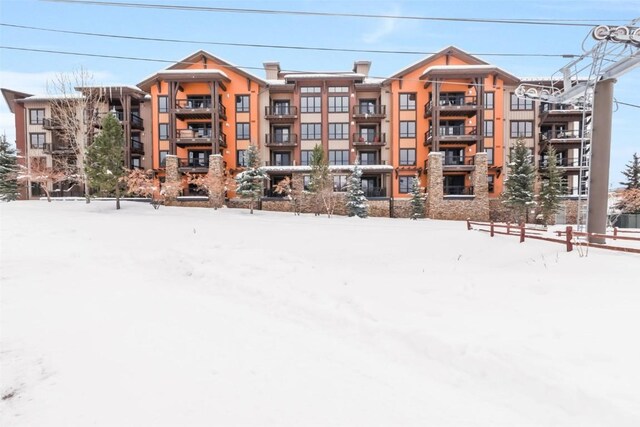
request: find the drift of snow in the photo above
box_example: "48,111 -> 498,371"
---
1,201 -> 639,426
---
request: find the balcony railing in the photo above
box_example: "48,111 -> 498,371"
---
560,186 -> 588,196
177,128 -> 212,139
539,158 -> 585,168
42,118 -> 64,130
176,99 -> 212,109
130,113 -> 143,129
265,133 -> 298,146
178,157 -> 209,169
540,130 -> 587,142
265,105 -> 298,118
352,133 -> 386,145
219,132 -> 227,148
363,187 -> 386,198
131,140 -> 144,154
439,125 -> 477,137
424,96 -> 480,116
352,104 -> 386,118
43,142 -> 73,153
444,185 -> 474,196
443,155 -> 474,166
539,103 -> 588,114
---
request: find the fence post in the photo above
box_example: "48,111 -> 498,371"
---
490,221 -> 494,237
519,222 -> 525,243
467,219 -> 471,230
566,226 -> 573,252
507,222 -> 510,235
613,227 -> 618,240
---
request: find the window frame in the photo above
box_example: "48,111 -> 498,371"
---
510,121 -> 534,138
483,92 -> 494,109
159,123 -> 169,140
300,150 -> 313,166
399,176 -> 412,194
300,96 -> 322,113
328,123 -> 349,140
399,93 -> 417,111
236,150 -> 247,167
328,96 -> 349,113
158,96 -> 169,113
328,150 -> 349,165
301,123 -> 322,140
510,93 -> 533,111
29,133 -> 46,149
399,121 -> 416,138
399,148 -> 416,166
236,95 -> 250,113
159,150 -> 169,167
236,122 -> 250,140
29,109 -> 45,125
484,120 -> 494,137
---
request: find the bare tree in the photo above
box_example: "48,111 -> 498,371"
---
47,68 -> 103,204
17,157 -> 67,202
123,168 -> 162,208
274,176 -> 300,215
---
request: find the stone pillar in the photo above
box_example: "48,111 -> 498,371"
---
165,154 -> 179,202
472,152 -> 490,221
208,154 -> 225,208
426,152 -> 443,218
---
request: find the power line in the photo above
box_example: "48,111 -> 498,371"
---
0,23 -> 580,59
616,100 -> 640,109
43,0 -> 624,27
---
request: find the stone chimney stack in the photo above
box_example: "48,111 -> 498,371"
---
263,62 -> 281,80
353,61 -> 371,77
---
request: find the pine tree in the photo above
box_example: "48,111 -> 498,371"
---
538,145 -> 563,225
85,113 -> 125,209
409,174 -> 426,220
346,162 -> 368,218
0,134 -> 20,202
308,144 -> 335,217
502,139 -> 536,223
620,152 -> 640,190
235,145 -> 266,214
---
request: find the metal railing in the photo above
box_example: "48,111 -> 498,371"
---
539,103 -> 588,114
438,95 -> 478,106
130,113 -> 143,128
439,125 -> 477,137
178,157 -> 210,168
540,129 -> 587,141
443,155 -> 474,166
265,133 -> 298,145
219,132 -> 227,147
177,128 -> 212,139
131,141 -> 144,154
42,118 -> 64,129
353,104 -> 386,116
444,185 -> 474,196
539,158 -> 585,168
265,105 -> 298,116
352,133 -> 386,144
176,98 -> 212,109
363,187 -> 386,198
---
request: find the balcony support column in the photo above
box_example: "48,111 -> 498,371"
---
208,154 -> 225,208
123,94 -> 131,168
165,155 -> 180,202
211,81 -> 220,154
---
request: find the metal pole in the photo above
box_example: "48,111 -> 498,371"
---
587,78 -> 616,244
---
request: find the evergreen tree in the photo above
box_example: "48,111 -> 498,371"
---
345,162 -> 368,218
620,152 -> 640,190
502,139 -> 536,223
538,145 -> 563,225
235,145 -> 266,214
0,134 -> 19,201
85,113 -> 125,209
409,174 -> 426,220
308,144 -> 335,217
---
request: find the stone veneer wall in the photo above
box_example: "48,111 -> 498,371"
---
208,154 -> 225,209
426,152 -> 490,221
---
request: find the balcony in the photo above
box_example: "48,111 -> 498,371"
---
175,128 -> 213,146
352,105 -> 386,121
352,133 -> 386,146
443,185 -> 474,196
131,140 -> 144,155
265,133 -> 298,147
130,113 -> 144,130
539,103 -> 590,122
43,142 -> 74,154
539,129 -> 589,147
363,187 -> 386,198
425,126 -> 478,145
219,132 -> 227,148
265,105 -> 298,122
174,98 -> 227,120
424,96 -> 481,118
539,158 -> 586,172
178,157 -> 209,173
443,155 -> 475,171
42,118 -> 64,130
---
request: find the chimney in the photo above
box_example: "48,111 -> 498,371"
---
353,61 -> 371,77
263,62 -> 281,80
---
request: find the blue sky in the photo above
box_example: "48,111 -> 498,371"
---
1,0 -> 638,186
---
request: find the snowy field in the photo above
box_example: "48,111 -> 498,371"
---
1,201 -> 639,427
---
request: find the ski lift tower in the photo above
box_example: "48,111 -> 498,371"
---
516,21 -> 640,243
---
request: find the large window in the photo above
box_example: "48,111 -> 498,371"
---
483,92 -> 494,109
301,96 -> 321,113
30,133 -> 46,149
328,123 -> 349,139
159,151 -> 168,167
300,150 -> 313,166
399,176 -> 412,193
359,151 -> 377,165
487,175 -> 495,193
399,93 -> 416,110
29,109 -> 45,125
300,87 -> 321,94
328,96 -> 349,113
328,86 -> 348,93
510,121 -> 533,138
237,150 -> 247,167
329,150 -> 349,165
301,123 -> 321,140
400,121 -> 416,138
272,152 -> 291,166
333,175 -> 348,191
158,96 -> 168,113
484,120 -> 494,137
236,95 -> 250,112
236,123 -> 250,140
486,148 -> 494,165
399,148 -> 416,166
159,123 -> 169,140
510,93 -> 533,110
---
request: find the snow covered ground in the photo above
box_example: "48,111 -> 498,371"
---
1,201 -> 639,426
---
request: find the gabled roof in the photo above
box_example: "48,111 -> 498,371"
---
1,88 -> 33,113
137,50 -> 266,92
420,65 -> 520,85
384,46 -> 488,83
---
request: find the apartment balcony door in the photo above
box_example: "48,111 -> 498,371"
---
273,101 -> 290,115
359,126 -> 377,143
443,148 -> 465,165
273,127 -> 291,144
359,151 -> 378,165
188,150 -> 211,167
272,152 -> 292,166
359,99 -> 377,114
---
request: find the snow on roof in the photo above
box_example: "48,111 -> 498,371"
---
157,69 -> 230,78
283,73 -> 365,79
421,64 -> 497,75
362,77 -> 385,85
265,79 -> 289,85
21,93 -> 84,102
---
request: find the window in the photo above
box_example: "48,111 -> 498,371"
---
399,176 -> 412,193
272,152 -> 291,166
510,93 -> 533,110
359,152 -> 377,165
400,121 -> 416,138
484,120 -> 494,137
301,96 -> 321,113
272,101 -> 290,115
400,93 -> 416,110
300,87 -> 321,94
29,109 -> 45,125
328,96 -> 349,113
329,150 -> 349,165
236,95 -> 250,112
30,133 -> 46,149
159,151 -> 168,167
399,148 -> 416,166
487,175 -> 495,193
158,96 -> 168,113
300,150 -> 313,166
510,121 -> 533,138
328,86 -> 348,93
272,127 -> 291,143
237,150 -> 247,167
333,175 -> 348,191
159,123 -> 169,140
328,123 -> 349,139
131,157 -> 141,169
236,123 -> 250,140
486,148 -> 494,165
301,123 -> 321,140
483,92 -> 494,109
303,175 -> 311,191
